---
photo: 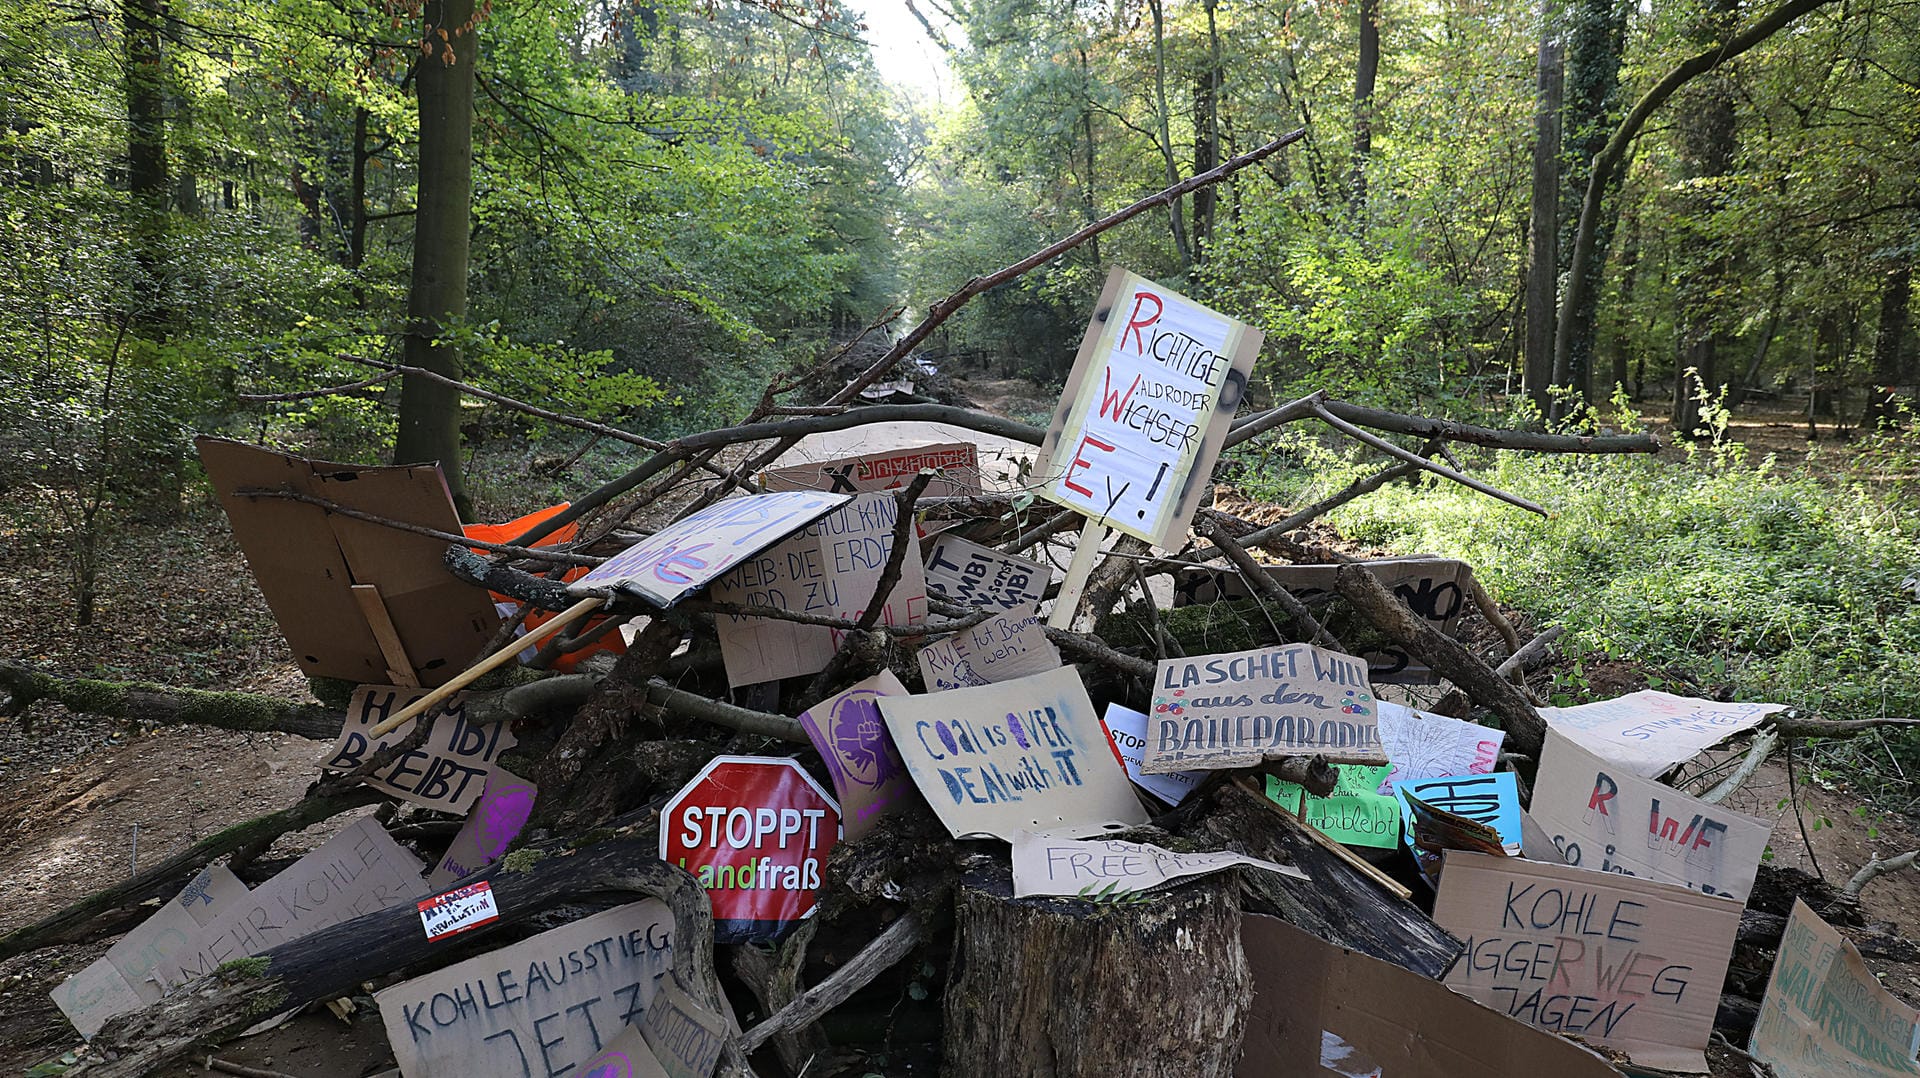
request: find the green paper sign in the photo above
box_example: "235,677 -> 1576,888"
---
1266,766 -> 1402,849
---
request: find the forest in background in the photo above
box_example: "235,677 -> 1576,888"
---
2,0 -> 1918,769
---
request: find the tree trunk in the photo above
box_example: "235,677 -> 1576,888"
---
1670,0 -> 1738,439
1609,204 -> 1640,397
1191,0 -> 1223,261
1146,0 -> 1193,270
1862,262 -> 1912,429
1079,47 -> 1100,266
943,860 -> 1249,1078
1351,0 -> 1380,216
123,0 -> 168,295
395,0 -> 476,517
1523,23 -> 1564,413
1552,0 -> 1628,405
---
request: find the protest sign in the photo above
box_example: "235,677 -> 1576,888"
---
709,493 -> 928,686
567,492 -> 850,608
1540,690 -> 1785,777
1100,703 -> 1205,806
1236,913 -> 1627,1078
51,958 -> 146,1040
1172,558 -> 1470,683
1394,772 -> 1522,853
1266,765 -> 1401,849
157,817 -> 423,988
879,666 -> 1148,841
1751,899 -> 1920,1078
197,436 -> 500,687
923,534 -> 1047,611
1532,729 -> 1770,901
375,899 -> 675,1078
1433,850 -> 1741,1073
323,685 -> 515,812
796,671 -> 913,841
418,881 -> 502,942
1142,643 -> 1382,774
426,769 -> 538,890
916,608 -> 1061,692
761,441 -> 981,497
52,864 -> 251,1034
1375,700 -> 1504,793
661,756 -> 840,943
1032,267 -> 1263,548
639,978 -> 730,1078
576,1025 -> 671,1078
1011,831 -> 1303,898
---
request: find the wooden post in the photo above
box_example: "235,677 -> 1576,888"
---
349,584 -> 421,687
943,860 -> 1250,1077
367,596 -> 601,738
1046,517 -> 1108,630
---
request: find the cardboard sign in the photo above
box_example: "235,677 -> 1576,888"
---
709,493 -> 929,686
1432,850 -> 1742,1073
916,608 -> 1062,692
923,534 -> 1047,611
796,671 -> 914,841
1393,772 -> 1522,853
418,881 -> 502,941
639,979 -> 729,1078
576,1025 -> 671,1078
1540,690 -> 1784,777
323,685 -> 515,812
157,817 -> 424,988
1011,831 -> 1303,898
51,865 -> 250,1037
1172,558 -> 1470,684
660,756 -> 840,943
1236,913 -> 1627,1078
1751,899 -> 1920,1077
426,769 -> 538,890
878,666 -> 1149,841
1267,766 -> 1401,849
568,492 -> 850,608
1100,703 -> 1206,806
761,441 -> 982,496
1142,643 -> 1382,774
197,436 -> 500,687
1033,267 -> 1263,548
1375,700 -> 1505,794
375,899 -> 674,1078
1532,729 -> 1770,901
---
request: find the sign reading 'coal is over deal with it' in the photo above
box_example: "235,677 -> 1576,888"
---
661,756 -> 840,943
323,685 -> 515,812
376,899 -> 674,1078
1142,643 -> 1382,774
1033,267 -> 1263,548
879,666 -> 1148,841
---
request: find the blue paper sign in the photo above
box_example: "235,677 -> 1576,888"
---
1393,772 -> 1522,852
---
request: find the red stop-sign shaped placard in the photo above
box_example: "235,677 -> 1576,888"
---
661,755 -> 841,941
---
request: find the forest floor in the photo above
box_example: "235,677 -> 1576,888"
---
1,381 -> 1918,1075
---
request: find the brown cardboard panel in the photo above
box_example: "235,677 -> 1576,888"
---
1237,912 -> 1625,1077
196,437 -> 499,686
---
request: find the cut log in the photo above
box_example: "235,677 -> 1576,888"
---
943,858 -> 1249,1078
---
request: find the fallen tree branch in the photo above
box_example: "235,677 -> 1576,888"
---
1309,402 -> 1546,516
1771,713 -> 1920,738
1492,625 -> 1564,677
1332,563 -> 1547,758
0,661 -> 341,738
1201,517 -> 1342,650
740,911 -> 927,1055
1845,850 -> 1920,899
1699,728 -> 1781,804
237,488 -> 599,564
236,369 -> 400,403
0,786 -> 384,962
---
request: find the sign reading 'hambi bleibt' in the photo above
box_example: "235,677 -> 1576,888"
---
1142,643 -> 1382,774
1034,268 -> 1262,548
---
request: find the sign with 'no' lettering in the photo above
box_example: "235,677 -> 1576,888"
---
1033,267 -> 1262,549
661,756 -> 841,943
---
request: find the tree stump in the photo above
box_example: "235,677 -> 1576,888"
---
942,860 -> 1249,1078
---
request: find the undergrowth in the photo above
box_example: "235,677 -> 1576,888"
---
1224,401 -> 1920,803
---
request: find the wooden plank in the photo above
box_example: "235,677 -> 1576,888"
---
350,584 -> 421,688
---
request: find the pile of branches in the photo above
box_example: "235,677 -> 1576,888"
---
4,133 -> 1915,1078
